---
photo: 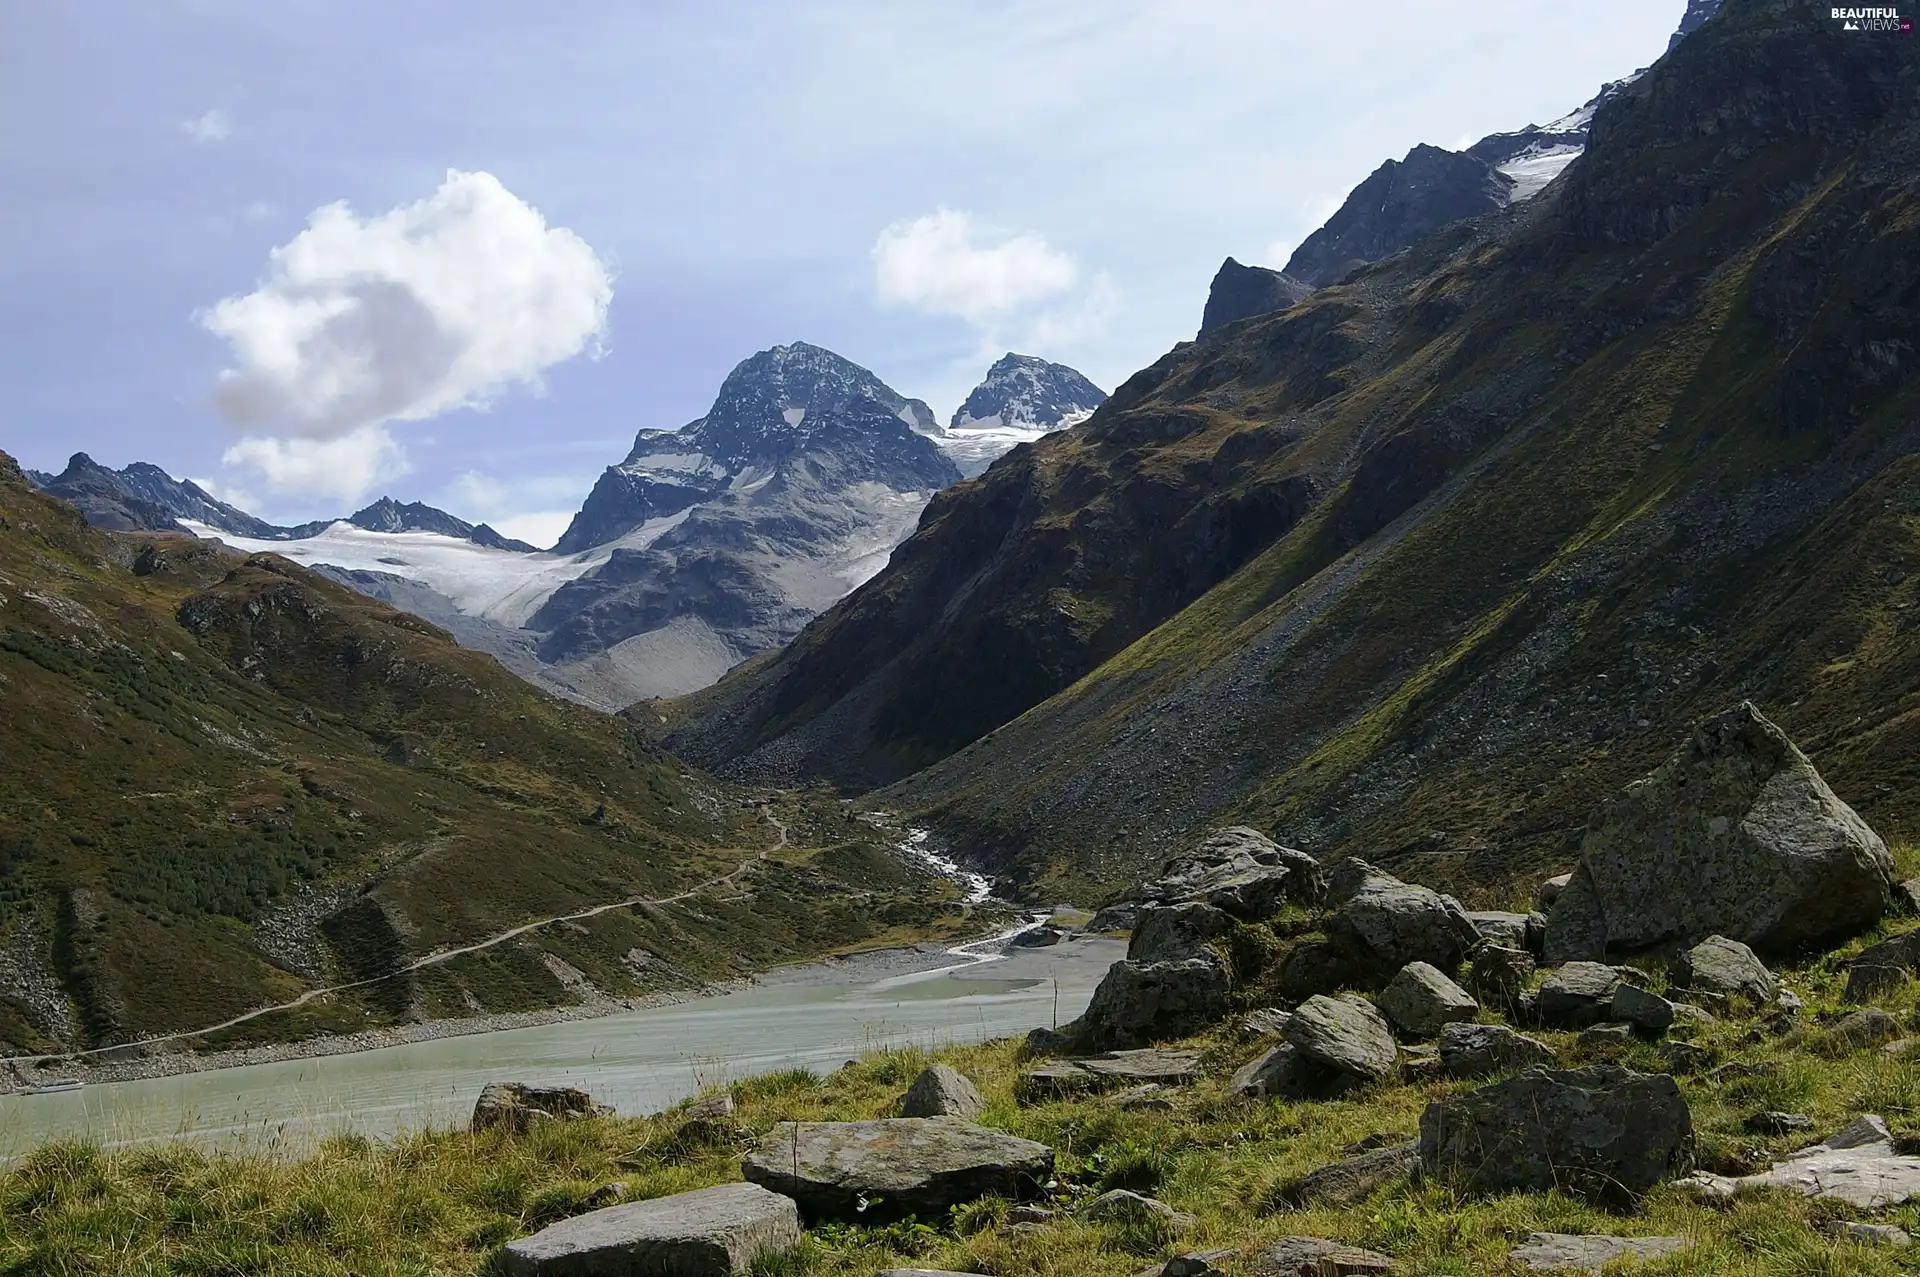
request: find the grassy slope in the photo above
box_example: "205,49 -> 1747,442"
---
16,882 -> 1920,1276
0,453 -> 966,1053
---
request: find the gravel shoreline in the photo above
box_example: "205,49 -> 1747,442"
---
0,930 -> 1030,1094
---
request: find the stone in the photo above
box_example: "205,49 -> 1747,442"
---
741,1118 -> 1053,1223
1083,1189 -> 1193,1233
1419,1066 -> 1691,1199
1143,827 -> 1323,918
1327,866 -> 1482,979
1438,1022 -> 1552,1076
1242,1007 -> 1294,1037
1744,1111 -> 1814,1135
1845,931 -> 1920,1002
1687,1115 -> 1920,1209
473,1082 -> 605,1135
1898,879 -> 1920,913
1231,1046 -> 1309,1099
1274,1142 -> 1417,1209
880,1272 -> 993,1277
1669,1003 -> 1716,1028
1577,1022 -> 1634,1049
1087,902 -> 1140,933
1536,963 -> 1621,1028
1011,925 -> 1065,947
500,1182 -> 800,1277
1252,1237 -> 1397,1276
1466,945 -> 1536,1008
1467,911 -> 1532,951
1157,1250 -> 1237,1277
1537,874 -> 1571,911
1610,983 -> 1674,1033
1831,1008 -> 1903,1050
1508,1233 -> 1693,1273
1024,1025 -> 1074,1058
900,1064 -> 986,1120
1276,937 -> 1362,1001
1659,1041 -> 1716,1073
1018,1049 -> 1202,1101
1111,1084 -> 1174,1112
1674,936 -> 1776,1007
1544,704 -> 1893,962
677,1093 -> 740,1144
1077,955 -> 1231,1049
1286,994 -> 1399,1082
1827,1222 -> 1913,1247
1128,902 -> 1233,963
1374,962 -> 1479,1039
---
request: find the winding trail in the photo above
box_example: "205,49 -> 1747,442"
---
3,814 -> 793,1068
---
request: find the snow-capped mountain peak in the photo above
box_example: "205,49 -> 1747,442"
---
939,353 -> 1107,478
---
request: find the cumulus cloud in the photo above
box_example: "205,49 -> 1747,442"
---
873,208 -> 1078,323
183,109 -> 230,142
202,169 -> 612,501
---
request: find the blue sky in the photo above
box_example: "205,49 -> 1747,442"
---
1,1 -> 1682,545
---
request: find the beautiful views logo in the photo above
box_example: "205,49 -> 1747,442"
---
1831,6 -> 1914,30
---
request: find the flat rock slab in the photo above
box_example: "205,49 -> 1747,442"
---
878,1271 -> 993,1277
1509,1233 -> 1693,1273
501,1182 -> 800,1277
1253,1236 -> 1397,1275
742,1118 -> 1053,1223
1688,1114 -> 1920,1209
1020,1049 -> 1202,1100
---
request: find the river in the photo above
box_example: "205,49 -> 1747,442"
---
0,930 -> 1121,1159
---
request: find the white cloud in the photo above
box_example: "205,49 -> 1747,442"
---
873,208 -> 1078,323
202,169 -> 612,502
221,425 -> 410,505
183,109 -> 230,143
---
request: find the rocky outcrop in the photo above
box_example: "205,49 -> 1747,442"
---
500,1182 -> 800,1277
900,1064 -> 985,1120
1072,954 -> 1230,1050
1128,902 -> 1231,963
1419,1066 -> 1690,1199
1199,258 -> 1314,335
1020,1049 -> 1202,1101
1545,704 -> 1893,962
1325,865 -> 1481,982
741,1118 -> 1052,1223
1141,828 -> 1323,917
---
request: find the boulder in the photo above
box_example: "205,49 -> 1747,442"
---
1831,1008 -> 1903,1050
1419,1066 -> 1691,1199
1276,937 -> 1363,1001
1253,1237 -> 1397,1275
1083,1188 -> 1193,1233
1688,1114 -> 1920,1209
1144,827 -> 1322,918
1087,902 -> 1140,933
472,1082 -> 606,1135
1544,703 -> 1892,962
1508,1233 -> 1693,1274
1286,994 -> 1398,1083
1128,902 -> 1232,963
1242,1008 -> 1294,1037
1010,925 -> 1065,947
1844,931 -> 1920,1002
1674,936 -> 1776,1007
1465,945 -> 1536,1009
1743,1111 -> 1814,1135
1274,1141 -> 1417,1209
1537,873 -> 1572,911
1229,1045 -> 1310,1099
1326,867 -> 1481,979
1077,956 -> 1230,1049
1828,1222 -> 1913,1247
1536,963 -> 1620,1029
1576,1022 -> 1634,1050
1438,1022 -> 1553,1076
677,1093 -> 739,1144
1610,983 -> 1675,1034
1024,1025 -> 1075,1058
900,1064 -> 986,1120
500,1182 -> 800,1277
741,1118 -> 1053,1223
1467,911 -> 1531,951
1898,879 -> 1920,913
1375,962 -> 1478,1039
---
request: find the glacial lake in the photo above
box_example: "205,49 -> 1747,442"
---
0,932 -> 1122,1158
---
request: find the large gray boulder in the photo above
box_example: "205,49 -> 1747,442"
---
1674,936 -> 1776,1007
501,1182 -> 800,1277
1143,827 -> 1322,918
1375,962 -> 1478,1039
1076,955 -> 1230,1049
1326,865 -> 1481,980
1438,1022 -> 1553,1076
1544,703 -> 1893,962
1285,994 -> 1398,1083
742,1118 -> 1052,1223
1128,902 -> 1232,963
900,1064 -> 985,1120
1419,1066 -> 1691,1199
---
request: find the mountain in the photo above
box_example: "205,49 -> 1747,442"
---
525,343 -> 962,700
1671,0 -> 1725,49
1284,144 -> 1517,288
0,449 -> 960,1053
28,453 -> 187,534
322,496 -> 539,553
664,0 -> 1920,903
936,353 -> 1108,478
1199,259 -> 1316,335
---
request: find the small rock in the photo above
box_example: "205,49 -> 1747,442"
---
1004,1205 -> 1055,1224
1536,963 -> 1621,1029
1676,936 -> 1777,1007
1087,902 -> 1140,933
1084,1188 -> 1193,1233
1230,1045 -> 1307,1099
1253,1237 -> 1397,1276
1831,1008 -> 1903,1050
1275,1141 -> 1417,1209
1659,1041 -> 1716,1073
1743,1112 -> 1814,1135
1826,1221 -> 1914,1247
1375,962 -> 1478,1039
1011,925 -> 1066,947
1508,1232 -> 1693,1273
473,1082 -> 605,1135
1668,1003 -> 1716,1028
1157,1251 -> 1237,1277
1708,1059 -> 1777,1083
1024,1025 -> 1075,1058
1898,879 -> 1920,913
1577,1022 -> 1634,1049
1610,983 -> 1674,1033
900,1064 -> 986,1120
1286,994 -> 1399,1082
1242,1007 -> 1294,1037
881,1271 -> 993,1277
1438,1022 -> 1552,1076
501,1182 -> 800,1277
1537,873 -> 1572,911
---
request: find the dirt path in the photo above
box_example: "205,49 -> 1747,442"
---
3,814 -> 792,1068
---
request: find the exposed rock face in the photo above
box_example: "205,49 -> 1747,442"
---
1509,1233 -> 1692,1274
1074,955 -> 1231,1050
1545,704 -> 1893,962
1438,1022 -> 1553,1077
1282,145 -> 1513,287
472,1082 -> 606,1134
1198,258 -> 1315,335
1285,994 -> 1399,1083
1688,1114 -> 1920,1209
1675,936 -> 1776,1007
28,453 -> 186,533
1419,1066 -> 1691,1199
1668,0 -> 1723,50
741,1118 -> 1053,1223
939,353 -> 1106,479
1142,827 -> 1323,917
900,1064 -> 986,1120
500,1182 -> 800,1277
1129,902 -> 1232,963
1375,962 -> 1478,1039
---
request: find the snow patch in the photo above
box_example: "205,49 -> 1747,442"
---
1498,145 -> 1584,201
782,407 -> 806,427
